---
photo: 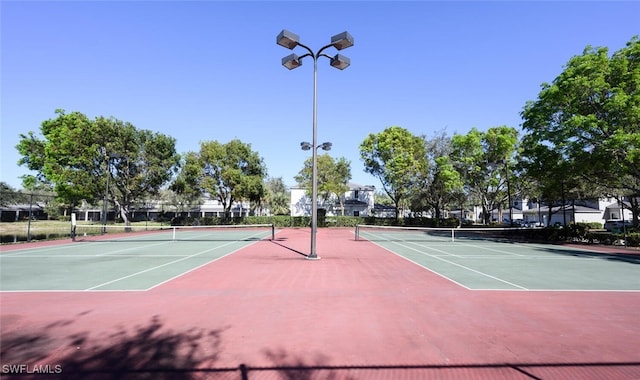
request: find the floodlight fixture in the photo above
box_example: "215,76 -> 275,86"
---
320,142 -> 332,151
282,54 -> 302,70
330,54 -> 351,70
330,31 -> 354,51
300,142 -> 312,151
276,30 -> 300,50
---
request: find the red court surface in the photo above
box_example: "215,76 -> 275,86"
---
1,228 -> 639,379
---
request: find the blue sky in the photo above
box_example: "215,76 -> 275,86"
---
2,1 -> 639,191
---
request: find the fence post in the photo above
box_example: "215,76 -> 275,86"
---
239,364 -> 249,380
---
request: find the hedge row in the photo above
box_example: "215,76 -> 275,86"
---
170,216 -> 639,247
170,216 -> 462,228
501,224 -> 640,247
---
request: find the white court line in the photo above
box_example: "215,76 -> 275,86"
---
406,241 -> 461,257
0,289 -> 148,293
2,240 -> 192,258
455,242 -> 525,257
363,239 -> 472,290
86,241 -> 240,290
0,235 -> 173,257
1,242 -> 80,256
360,231 -> 528,290
358,231 -> 640,292
431,255 -> 596,260
85,230 -> 268,291
145,238 -> 265,291
472,288 -> 640,292
2,254 -> 190,258
95,240 -> 176,256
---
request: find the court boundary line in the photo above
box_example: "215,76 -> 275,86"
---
0,231 -> 269,293
145,238 -> 265,291
1,242 -> 83,256
355,232 -> 471,290
0,289 -> 149,293
85,237 -> 261,291
359,230 -> 528,289
94,240 -> 177,256
2,254 -> 191,258
386,238 -> 529,290
473,288 -> 640,292
358,231 -> 640,292
455,241 -> 526,257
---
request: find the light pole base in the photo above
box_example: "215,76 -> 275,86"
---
305,255 -> 321,261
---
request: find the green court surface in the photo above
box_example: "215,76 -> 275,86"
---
3,226 -> 639,293
0,228 -> 272,292
358,228 -> 640,291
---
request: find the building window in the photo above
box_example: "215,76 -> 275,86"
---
353,211 -> 359,217
354,190 -> 359,199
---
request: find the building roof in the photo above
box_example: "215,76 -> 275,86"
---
290,183 -> 375,191
344,199 -> 367,206
605,201 -> 632,209
523,204 -> 602,214
347,182 -> 375,191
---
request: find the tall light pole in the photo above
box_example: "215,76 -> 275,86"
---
487,159 -> 512,226
504,160 -> 512,227
102,153 -> 121,233
277,30 -> 353,259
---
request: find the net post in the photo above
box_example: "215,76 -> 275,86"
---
271,224 -> 275,241
70,213 -> 77,242
451,228 -> 455,242
355,225 -> 360,241
172,227 -> 177,241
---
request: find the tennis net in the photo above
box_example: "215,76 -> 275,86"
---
355,224 -> 517,243
73,224 -> 275,242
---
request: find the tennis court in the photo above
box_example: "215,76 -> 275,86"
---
0,224 -> 275,291
1,226 -> 639,379
355,225 -> 640,291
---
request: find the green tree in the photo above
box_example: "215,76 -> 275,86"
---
170,151 -> 205,213
263,177 -> 290,215
409,130 -> 463,221
181,139 -> 267,218
360,126 -> 427,220
0,182 -> 28,207
521,36 -> 640,225
16,110 -> 180,225
450,126 -> 519,224
16,110 -> 96,209
374,190 -> 393,206
295,154 -> 352,216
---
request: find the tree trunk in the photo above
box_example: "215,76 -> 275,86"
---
114,199 -> 131,228
629,197 -> 639,228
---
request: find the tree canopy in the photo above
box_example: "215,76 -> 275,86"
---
408,130 -> 463,221
15,110 -> 180,224
295,154 -> 352,215
10,35 -> 640,227
521,36 -> 640,223
263,177 -> 290,216
178,139 -> 267,218
450,126 -> 519,224
360,126 -> 427,219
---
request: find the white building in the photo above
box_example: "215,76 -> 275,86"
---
74,195 -> 254,222
290,182 -> 375,217
522,198 -> 633,227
